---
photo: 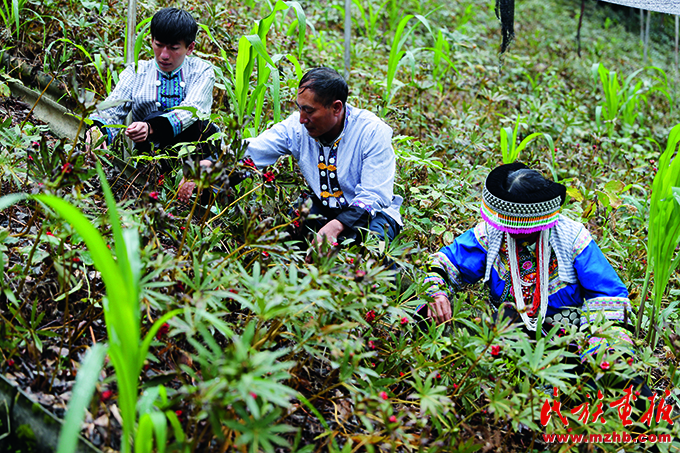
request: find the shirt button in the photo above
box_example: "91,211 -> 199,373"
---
155,80 -> 161,86
155,102 -> 161,107
179,81 -> 186,88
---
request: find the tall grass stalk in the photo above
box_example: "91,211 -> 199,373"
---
350,0 -> 389,45
635,124 -> 680,346
0,0 -> 26,39
56,344 -> 107,453
49,38 -> 115,95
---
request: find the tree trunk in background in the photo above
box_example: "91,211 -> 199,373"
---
344,0 -> 351,80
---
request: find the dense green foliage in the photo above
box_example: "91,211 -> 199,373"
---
1,0 -> 680,451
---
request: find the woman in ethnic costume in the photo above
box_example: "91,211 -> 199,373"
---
421,162 -> 635,359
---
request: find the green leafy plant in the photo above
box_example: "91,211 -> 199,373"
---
56,344 -> 107,453
47,38 -> 117,95
349,0 -> 389,45
230,0 -> 309,137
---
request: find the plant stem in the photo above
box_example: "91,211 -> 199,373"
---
635,266 -> 651,338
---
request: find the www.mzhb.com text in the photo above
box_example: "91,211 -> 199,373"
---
543,432 -> 672,444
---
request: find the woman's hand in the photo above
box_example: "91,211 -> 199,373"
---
429,294 -> 452,325
85,127 -> 107,153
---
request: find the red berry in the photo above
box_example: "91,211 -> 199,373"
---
101,390 -> 113,401
388,415 -> 397,423
379,391 -> 388,400
365,310 -> 376,323
600,361 -> 610,371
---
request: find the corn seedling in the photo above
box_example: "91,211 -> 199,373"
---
636,124 -> 680,346
0,165 -> 180,453
232,1 -> 308,136
56,344 -> 107,453
499,114 -> 554,167
591,63 -> 671,137
431,29 -> 454,93
381,13 -> 433,116
350,0 -> 390,45
132,18 -> 152,72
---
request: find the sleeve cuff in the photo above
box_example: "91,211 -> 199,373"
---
580,326 -> 636,361
580,296 -> 632,326
335,205 -> 370,231
147,116 -> 173,139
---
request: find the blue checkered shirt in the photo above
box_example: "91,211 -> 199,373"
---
90,57 -> 214,142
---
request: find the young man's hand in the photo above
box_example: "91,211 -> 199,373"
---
428,294 -> 452,325
125,121 -> 153,143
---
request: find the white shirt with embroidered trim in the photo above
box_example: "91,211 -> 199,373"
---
245,104 -> 403,225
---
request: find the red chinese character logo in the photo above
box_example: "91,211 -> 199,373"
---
609,385 -> 637,426
541,387 -> 569,426
571,389 -> 606,425
640,389 -> 674,427
589,390 -> 606,424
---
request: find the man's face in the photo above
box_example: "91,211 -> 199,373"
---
296,87 -> 344,140
151,38 -> 194,73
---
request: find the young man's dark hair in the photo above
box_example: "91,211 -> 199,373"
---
298,67 -> 349,107
150,7 -> 198,45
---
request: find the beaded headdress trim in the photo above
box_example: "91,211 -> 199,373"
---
481,187 -> 561,234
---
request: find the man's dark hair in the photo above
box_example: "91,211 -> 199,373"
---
150,8 -> 198,46
505,168 -> 551,197
298,67 -> 348,107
